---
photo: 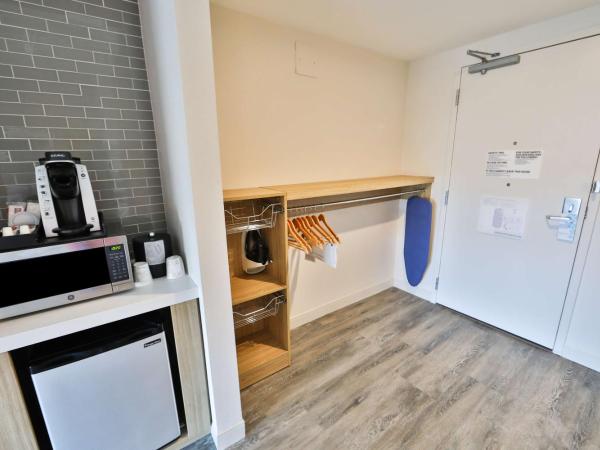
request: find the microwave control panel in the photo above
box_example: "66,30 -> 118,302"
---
106,244 -> 130,283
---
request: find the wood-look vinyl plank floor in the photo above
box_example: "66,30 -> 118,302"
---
227,288 -> 600,450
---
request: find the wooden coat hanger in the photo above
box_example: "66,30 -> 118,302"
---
318,214 -> 341,244
287,219 -> 311,253
293,217 -> 321,248
308,215 -> 335,244
299,216 -> 325,246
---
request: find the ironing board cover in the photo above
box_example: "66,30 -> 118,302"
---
404,196 -> 432,286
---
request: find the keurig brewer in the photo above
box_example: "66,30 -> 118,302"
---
36,152 -> 101,238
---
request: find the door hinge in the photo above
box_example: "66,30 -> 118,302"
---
435,277 -> 440,290
592,180 -> 600,194
455,89 -> 460,106
444,190 -> 450,205
584,205 -> 589,221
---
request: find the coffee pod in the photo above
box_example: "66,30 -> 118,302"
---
2,226 -> 14,237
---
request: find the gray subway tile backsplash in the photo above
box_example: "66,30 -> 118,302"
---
66,11 -> 106,29
44,0 -> 85,14
53,45 -> 95,62
0,1 -> 21,14
27,29 -> 72,46
72,36 -> 110,52
0,0 -> 166,236
21,3 -> 67,22
6,39 -> 53,56
0,11 -> 47,31
38,80 -> 83,94
0,23 -> 28,40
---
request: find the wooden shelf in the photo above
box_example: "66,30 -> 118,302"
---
265,175 -> 433,202
222,174 -> 433,391
223,187 -> 284,202
230,273 -> 286,305
236,331 -> 289,389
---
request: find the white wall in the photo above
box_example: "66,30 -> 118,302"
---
139,1 -> 245,449
211,6 -> 409,326
397,5 -> 600,301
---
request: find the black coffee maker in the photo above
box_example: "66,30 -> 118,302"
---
36,152 -> 101,238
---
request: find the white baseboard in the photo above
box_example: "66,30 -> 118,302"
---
393,277 -> 437,303
211,419 -> 245,450
290,279 -> 395,329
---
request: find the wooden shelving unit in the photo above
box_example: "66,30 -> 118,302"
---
222,176 -> 434,390
223,188 -> 291,390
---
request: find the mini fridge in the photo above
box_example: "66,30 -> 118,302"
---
29,324 -> 181,450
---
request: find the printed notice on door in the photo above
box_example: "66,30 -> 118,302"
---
477,196 -> 529,239
485,150 -> 543,179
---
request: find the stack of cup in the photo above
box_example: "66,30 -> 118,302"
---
134,261 -> 153,287
1,225 -> 34,236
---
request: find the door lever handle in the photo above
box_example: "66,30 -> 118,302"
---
548,198 -> 581,242
546,215 -> 573,226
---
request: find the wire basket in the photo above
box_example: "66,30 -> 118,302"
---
233,293 -> 286,328
224,200 -> 282,235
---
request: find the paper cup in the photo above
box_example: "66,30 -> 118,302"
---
19,225 -> 31,235
166,255 -> 185,279
134,261 -> 153,286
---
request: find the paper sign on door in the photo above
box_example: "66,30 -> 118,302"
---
485,150 -> 543,179
477,196 -> 529,239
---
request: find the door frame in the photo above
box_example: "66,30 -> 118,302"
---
434,33 -> 600,352
554,157 -> 600,355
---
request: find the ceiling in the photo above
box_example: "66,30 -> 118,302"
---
211,0 -> 599,60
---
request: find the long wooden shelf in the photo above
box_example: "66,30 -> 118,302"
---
236,331 -> 289,389
230,273 -> 286,305
223,187 -> 284,202
264,175 -> 433,202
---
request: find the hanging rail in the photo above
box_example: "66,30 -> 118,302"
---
287,188 -> 426,215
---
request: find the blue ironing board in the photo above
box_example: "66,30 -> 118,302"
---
404,196 -> 432,287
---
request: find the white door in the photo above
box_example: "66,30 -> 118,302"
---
438,37 -> 600,348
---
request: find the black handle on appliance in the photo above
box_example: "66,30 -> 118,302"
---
51,223 -> 94,237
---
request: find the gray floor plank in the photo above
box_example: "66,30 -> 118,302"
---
193,288 -> 600,449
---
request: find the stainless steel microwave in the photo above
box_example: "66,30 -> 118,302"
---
0,235 -> 134,320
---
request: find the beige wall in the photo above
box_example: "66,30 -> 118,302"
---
211,5 -> 407,188
211,5 -> 409,326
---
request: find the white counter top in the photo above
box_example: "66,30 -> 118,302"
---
0,276 -> 199,353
